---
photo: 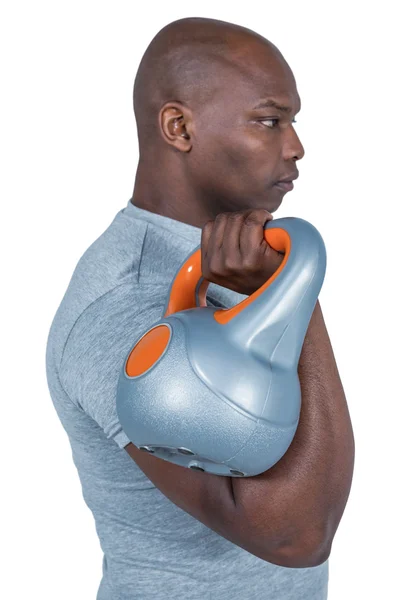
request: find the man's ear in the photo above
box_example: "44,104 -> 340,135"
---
159,103 -> 193,152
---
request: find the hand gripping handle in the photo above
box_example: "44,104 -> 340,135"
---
163,217 -> 316,324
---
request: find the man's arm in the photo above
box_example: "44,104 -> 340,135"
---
232,299 -> 355,567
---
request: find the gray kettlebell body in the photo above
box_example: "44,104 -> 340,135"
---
116,217 -> 327,477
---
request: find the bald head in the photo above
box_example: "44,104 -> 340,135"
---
133,17 -> 288,150
131,17 -> 303,223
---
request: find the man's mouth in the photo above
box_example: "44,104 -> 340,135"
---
274,181 -> 294,192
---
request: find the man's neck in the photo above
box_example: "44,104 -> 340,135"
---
131,156 -> 226,229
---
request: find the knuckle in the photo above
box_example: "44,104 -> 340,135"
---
203,220 -> 214,230
243,215 -> 259,226
215,213 -> 227,222
227,212 -> 243,221
224,257 -> 237,271
244,208 -> 272,226
208,258 -> 221,274
242,255 -> 257,270
258,208 -> 273,218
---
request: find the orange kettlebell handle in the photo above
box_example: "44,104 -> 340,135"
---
163,227 -> 291,325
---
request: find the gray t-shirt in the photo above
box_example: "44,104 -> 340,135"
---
45,198 -> 329,599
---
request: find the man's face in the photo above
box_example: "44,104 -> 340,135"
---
188,47 -> 304,214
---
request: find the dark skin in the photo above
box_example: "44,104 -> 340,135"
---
127,17 -> 355,564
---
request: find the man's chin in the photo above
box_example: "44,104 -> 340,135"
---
266,187 -> 286,211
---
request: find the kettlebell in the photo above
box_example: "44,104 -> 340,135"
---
116,217 -> 327,477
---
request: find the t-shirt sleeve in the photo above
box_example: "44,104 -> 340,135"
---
59,287 -> 168,449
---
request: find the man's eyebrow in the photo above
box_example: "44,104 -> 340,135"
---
252,99 -> 300,114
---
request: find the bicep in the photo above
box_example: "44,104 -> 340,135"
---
124,442 -> 295,566
124,441 -> 236,536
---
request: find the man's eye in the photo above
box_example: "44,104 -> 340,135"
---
260,118 -> 298,129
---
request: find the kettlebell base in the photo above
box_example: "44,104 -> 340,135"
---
137,444 -> 247,476
133,414 -> 297,477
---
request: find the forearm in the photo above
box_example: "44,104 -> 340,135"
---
232,299 -> 355,563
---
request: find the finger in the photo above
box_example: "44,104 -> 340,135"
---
201,220 -> 213,258
207,213 -> 228,258
239,209 -> 274,259
222,213 -> 246,265
200,214 -> 228,276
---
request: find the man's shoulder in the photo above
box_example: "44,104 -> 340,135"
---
59,281 -> 168,398
67,281 -> 167,347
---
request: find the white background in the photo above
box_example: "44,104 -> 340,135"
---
1,1 -> 399,598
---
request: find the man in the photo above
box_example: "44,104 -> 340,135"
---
46,16 -> 354,600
